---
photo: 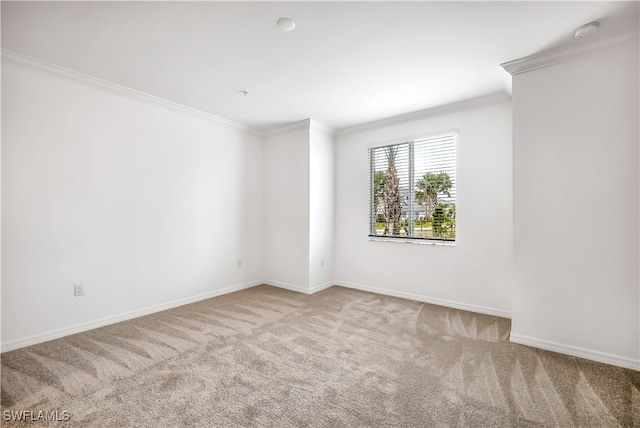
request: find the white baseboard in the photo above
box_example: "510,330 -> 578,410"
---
262,279 -> 310,294
263,280 -> 334,295
510,333 -> 640,371
334,280 -> 512,319
309,281 -> 333,294
261,279 -> 320,294
0,280 -> 263,353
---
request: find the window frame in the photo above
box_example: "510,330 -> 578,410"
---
367,131 -> 457,246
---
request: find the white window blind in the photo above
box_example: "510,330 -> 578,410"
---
369,134 -> 456,242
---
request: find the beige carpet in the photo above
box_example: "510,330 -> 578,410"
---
1,285 -> 639,427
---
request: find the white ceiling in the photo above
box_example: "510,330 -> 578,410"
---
2,1 -> 638,131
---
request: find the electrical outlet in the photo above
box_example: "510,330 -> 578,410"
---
237,259 -> 242,267
321,259 -> 325,267
74,284 -> 85,297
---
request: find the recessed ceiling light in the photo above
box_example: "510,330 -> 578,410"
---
277,18 -> 296,32
574,22 -> 599,39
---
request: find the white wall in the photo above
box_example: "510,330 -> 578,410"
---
1,62 -> 264,349
308,120 -> 335,290
262,126 -> 310,291
263,119 -> 335,293
511,44 -> 639,369
334,101 -> 513,317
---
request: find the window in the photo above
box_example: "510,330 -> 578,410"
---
369,134 -> 456,243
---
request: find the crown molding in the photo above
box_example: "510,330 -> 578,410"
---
335,92 -> 511,137
252,118 -> 336,140
1,49 -> 256,134
501,28 -> 639,76
258,119 -> 312,138
308,118 -> 335,138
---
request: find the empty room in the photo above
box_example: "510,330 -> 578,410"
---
1,1 -> 639,426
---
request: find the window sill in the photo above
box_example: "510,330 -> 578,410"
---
368,236 -> 456,246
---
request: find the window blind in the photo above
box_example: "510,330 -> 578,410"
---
369,134 -> 456,242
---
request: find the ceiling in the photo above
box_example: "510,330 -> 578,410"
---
2,1 -> 638,131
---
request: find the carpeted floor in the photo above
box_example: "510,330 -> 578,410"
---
1,285 -> 639,427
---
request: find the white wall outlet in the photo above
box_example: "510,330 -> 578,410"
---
320,259 -> 325,267
237,259 -> 242,267
74,284 -> 85,297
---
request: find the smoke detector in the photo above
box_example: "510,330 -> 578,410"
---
574,22 -> 599,39
277,18 -> 296,32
